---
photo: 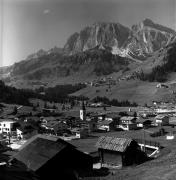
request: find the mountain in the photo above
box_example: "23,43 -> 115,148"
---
129,18 -> 176,59
64,19 -> 176,60
1,19 -> 176,91
64,22 -> 131,56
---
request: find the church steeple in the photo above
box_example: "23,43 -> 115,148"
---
81,101 -> 86,110
80,101 -> 86,121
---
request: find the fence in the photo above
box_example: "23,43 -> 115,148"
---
134,138 -> 160,148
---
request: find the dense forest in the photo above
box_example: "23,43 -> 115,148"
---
0,80 -> 37,105
92,96 -> 138,107
12,49 -> 130,80
0,80 -> 87,105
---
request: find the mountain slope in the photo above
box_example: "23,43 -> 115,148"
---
1,48 -> 137,88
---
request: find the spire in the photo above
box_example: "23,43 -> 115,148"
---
81,101 -> 86,110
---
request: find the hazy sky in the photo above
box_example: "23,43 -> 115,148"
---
1,0 -> 176,67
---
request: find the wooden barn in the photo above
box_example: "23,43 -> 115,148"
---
96,136 -> 147,168
13,134 -> 93,180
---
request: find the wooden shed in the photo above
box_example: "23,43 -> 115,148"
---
14,134 -> 93,180
96,136 -> 147,168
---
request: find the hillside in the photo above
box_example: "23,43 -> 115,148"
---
1,49 -> 138,89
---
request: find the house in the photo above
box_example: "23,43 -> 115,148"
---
0,119 -> 18,135
96,136 -> 147,168
156,83 -> 169,88
71,128 -> 89,138
136,118 -> 153,128
119,116 -> 137,130
14,134 -> 93,179
105,113 -> 120,122
97,120 -> 116,132
155,115 -> 169,126
16,126 -> 38,140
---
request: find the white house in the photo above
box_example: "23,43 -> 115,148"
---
0,120 -> 17,134
16,128 -> 23,139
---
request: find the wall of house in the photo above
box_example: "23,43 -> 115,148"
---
99,149 -> 122,167
129,123 -> 137,130
0,121 -> 16,134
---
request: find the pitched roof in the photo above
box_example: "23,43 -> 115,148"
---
14,134 -> 75,171
98,120 -> 113,127
120,116 -> 135,121
96,136 -> 132,152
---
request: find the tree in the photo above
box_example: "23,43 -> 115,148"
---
133,112 -> 137,117
52,104 -> 57,109
13,106 -> 18,115
44,102 -> 48,109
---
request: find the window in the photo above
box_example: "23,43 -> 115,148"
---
3,124 -> 5,127
0,124 -> 1,126
0,128 -> 1,130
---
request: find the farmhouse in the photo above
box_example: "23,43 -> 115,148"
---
96,136 -> 147,168
14,134 -> 93,180
155,115 -> 169,126
0,119 -> 18,135
119,116 -> 137,130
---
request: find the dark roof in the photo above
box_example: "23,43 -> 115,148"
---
98,120 -> 113,126
96,136 -> 132,152
14,134 -> 75,171
0,158 -> 39,180
105,113 -> 120,119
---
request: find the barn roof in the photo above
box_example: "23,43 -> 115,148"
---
96,136 -> 132,152
14,134 -> 75,171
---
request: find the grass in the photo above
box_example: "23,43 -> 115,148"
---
71,79 -> 176,105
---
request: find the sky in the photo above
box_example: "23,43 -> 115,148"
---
1,0 -> 176,67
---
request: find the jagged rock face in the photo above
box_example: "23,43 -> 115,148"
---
129,19 -> 176,58
64,22 -> 131,54
64,19 -> 176,60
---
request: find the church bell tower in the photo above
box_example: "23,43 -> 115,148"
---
80,101 -> 86,121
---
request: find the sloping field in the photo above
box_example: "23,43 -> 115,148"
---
71,80 -> 176,105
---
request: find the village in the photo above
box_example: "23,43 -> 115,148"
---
0,99 -> 176,179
